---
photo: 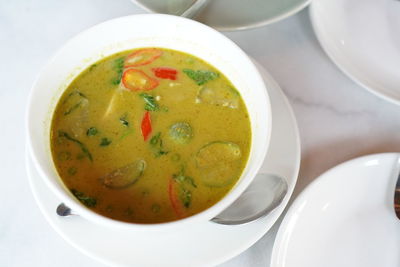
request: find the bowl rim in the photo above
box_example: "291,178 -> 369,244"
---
26,13 -> 271,231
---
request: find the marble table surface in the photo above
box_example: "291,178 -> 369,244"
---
2,0 -> 400,266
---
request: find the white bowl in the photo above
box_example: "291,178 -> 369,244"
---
26,14 -> 271,231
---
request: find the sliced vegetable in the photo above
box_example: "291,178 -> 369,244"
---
196,85 -> 239,109
149,132 -> 169,157
86,127 -> 98,136
58,131 -> 93,162
122,69 -> 159,91
152,67 -> 177,80
139,93 -> 159,111
124,48 -> 162,67
168,122 -> 193,144
195,141 -> 242,188
100,138 -> 112,147
71,189 -> 97,207
141,111 -> 152,141
195,141 -> 241,169
183,69 -> 219,85
111,57 -> 125,85
101,159 -> 146,189
168,178 -> 182,217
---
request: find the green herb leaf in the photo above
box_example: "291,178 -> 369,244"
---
86,127 -> 98,136
184,176 -> 197,188
89,64 -> 97,71
111,57 -> 125,85
64,102 -> 82,115
151,204 -> 161,213
100,138 -> 112,147
155,150 -> 169,157
58,131 -> 93,161
171,153 -> 181,162
172,167 -> 197,208
119,128 -> 134,140
180,188 -> 192,208
150,132 -> 161,145
139,93 -> 159,111
62,91 -> 86,104
119,115 -> 129,127
149,132 -> 168,157
173,173 -> 197,188
68,167 -> 77,176
124,207 -> 134,216
63,91 -> 88,116
183,69 -> 219,85
76,153 -> 85,160
71,189 -> 97,207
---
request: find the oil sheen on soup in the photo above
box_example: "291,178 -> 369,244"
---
50,48 -> 251,223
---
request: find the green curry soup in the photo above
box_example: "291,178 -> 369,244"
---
50,47 -> 251,223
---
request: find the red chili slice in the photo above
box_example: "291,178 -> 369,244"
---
152,67 -> 178,80
124,48 -> 162,67
122,69 -> 159,91
168,178 -> 182,217
141,111 -> 152,141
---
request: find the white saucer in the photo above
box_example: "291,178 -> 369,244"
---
26,62 -> 300,267
310,0 -> 400,105
271,153 -> 400,267
132,0 -> 311,31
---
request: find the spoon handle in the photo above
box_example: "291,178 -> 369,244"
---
180,0 -> 209,18
395,172 -> 400,220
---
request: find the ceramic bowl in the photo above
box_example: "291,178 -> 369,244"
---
26,14 -> 271,231
131,0 -> 312,31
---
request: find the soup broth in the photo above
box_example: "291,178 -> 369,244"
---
50,48 -> 251,223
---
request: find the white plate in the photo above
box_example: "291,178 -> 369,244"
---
132,0 -> 311,31
271,153 -> 400,267
310,0 -> 400,105
26,62 -> 300,267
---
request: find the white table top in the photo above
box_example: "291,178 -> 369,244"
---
2,0 -> 400,266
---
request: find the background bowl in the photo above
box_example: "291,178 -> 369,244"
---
131,0 -> 312,31
26,14 -> 271,231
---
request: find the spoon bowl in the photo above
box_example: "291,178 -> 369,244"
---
212,173 -> 288,225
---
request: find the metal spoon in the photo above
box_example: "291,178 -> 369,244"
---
179,0 -> 209,18
211,173 -> 288,225
394,172 -> 400,220
57,173 -> 288,225
56,203 -> 76,217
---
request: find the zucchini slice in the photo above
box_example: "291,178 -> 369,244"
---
196,86 -> 239,109
169,122 -> 193,144
195,141 -> 242,188
101,159 -> 146,189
